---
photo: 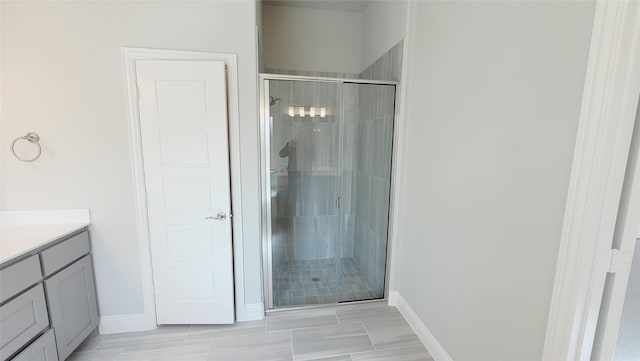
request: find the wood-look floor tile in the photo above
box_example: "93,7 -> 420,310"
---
69,306 -> 427,361
187,320 -> 265,340
307,356 -> 352,361
350,345 -> 433,361
117,337 -> 201,354
116,339 -> 211,361
206,330 -> 292,361
363,318 -> 421,350
97,326 -> 189,350
74,333 -> 104,353
292,323 -> 374,360
66,349 -> 123,361
266,309 -> 338,331
336,303 -> 401,324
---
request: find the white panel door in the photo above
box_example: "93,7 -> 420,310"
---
136,60 -> 234,324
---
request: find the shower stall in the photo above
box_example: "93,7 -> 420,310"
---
260,74 -> 396,309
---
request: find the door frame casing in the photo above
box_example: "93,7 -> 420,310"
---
121,47 -> 246,329
543,1 -> 640,360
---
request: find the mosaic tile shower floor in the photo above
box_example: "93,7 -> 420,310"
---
272,257 -> 380,307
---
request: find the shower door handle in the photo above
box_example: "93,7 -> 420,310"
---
205,212 -> 227,220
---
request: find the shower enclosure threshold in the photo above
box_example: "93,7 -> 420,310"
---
265,298 -> 388,314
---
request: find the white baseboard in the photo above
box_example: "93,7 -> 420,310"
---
100,303 -> 263,333
242,303 -> 265,321
389,291 -> 454,361
99,313 -> 157,334
388,290 -> 400,306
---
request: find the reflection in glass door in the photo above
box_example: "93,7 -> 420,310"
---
261,76 -> 396,309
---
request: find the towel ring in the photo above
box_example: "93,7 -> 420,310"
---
11,132 -> 42,162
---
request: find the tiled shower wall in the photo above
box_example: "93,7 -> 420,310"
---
350,41 -> 404,296
360,41 -> 404,82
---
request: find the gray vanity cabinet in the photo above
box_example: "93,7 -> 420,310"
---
0,229 -> 98,361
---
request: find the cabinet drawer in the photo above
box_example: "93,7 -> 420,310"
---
12,329 -> 58,361
40,231 -> 90,277
0,255 -> 42,304
0,284 -> 49,361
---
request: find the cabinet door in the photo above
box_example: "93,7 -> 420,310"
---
12,329 -> 58,361
45,255 -> 98,361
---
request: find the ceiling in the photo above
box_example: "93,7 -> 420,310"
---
263,0 -> 370,13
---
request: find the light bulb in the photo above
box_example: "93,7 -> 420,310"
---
309,107 -> 316,117
320,107 -> 326,118
288,107 -> 295,117
299,106 -> 305,117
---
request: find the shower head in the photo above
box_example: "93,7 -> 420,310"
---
269,96 -> 282,106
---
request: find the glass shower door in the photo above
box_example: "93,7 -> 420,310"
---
339,83 -> 396,303
262,77 -> 397,309
267,79 -> 344,308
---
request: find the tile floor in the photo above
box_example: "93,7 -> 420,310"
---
68,302 -> 433,361
272,258 -> 379,307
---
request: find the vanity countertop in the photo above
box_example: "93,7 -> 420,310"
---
0,209 -> 91,266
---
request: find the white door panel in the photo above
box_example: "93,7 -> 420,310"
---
159,131 -> 210,165
136,60 -> 234,324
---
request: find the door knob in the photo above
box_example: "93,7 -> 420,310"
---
205,212 -> 227,220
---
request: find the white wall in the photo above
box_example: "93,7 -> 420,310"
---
262,5 -> 362,74
256,0 -> 264,73
0,1 -> 262,320
360,0 -> 407,70
395,2 -> 595,360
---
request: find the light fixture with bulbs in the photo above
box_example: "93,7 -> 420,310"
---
287,106 -> 328,118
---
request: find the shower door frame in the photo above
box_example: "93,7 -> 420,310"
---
259,73 -> 398,310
